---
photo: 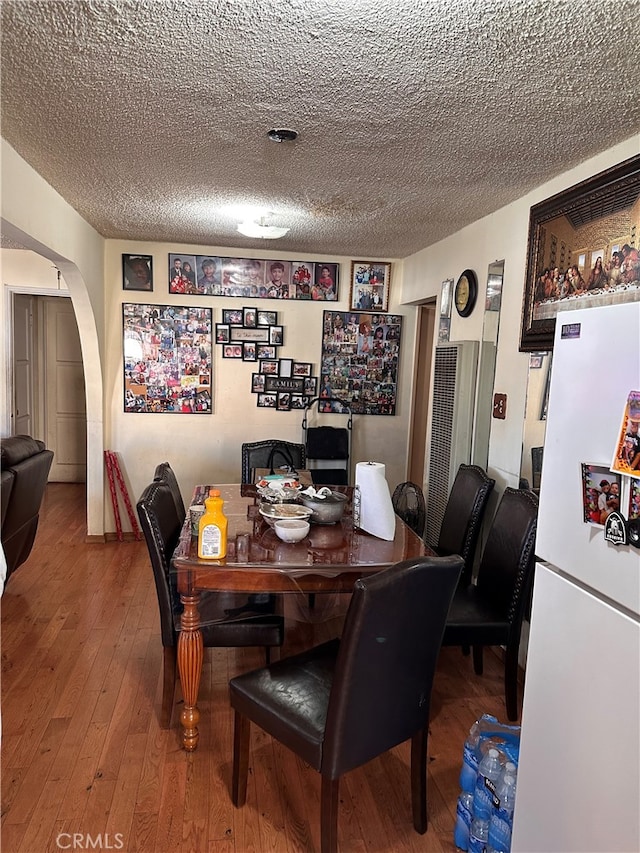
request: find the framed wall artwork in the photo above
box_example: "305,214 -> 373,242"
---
440,278 -> 453,318
122,254 -> 153,291
520,154 -> 640,351
168,253 -> 340,300
320,310 -> 402,415
349,261 -> 391,311
123,304 -> 211,413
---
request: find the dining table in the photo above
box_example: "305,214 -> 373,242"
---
170,483 -> 433,750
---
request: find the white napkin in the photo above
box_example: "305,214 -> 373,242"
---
354,461 -> 396,540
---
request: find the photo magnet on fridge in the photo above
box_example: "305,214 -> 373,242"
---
610,390 -> 640,479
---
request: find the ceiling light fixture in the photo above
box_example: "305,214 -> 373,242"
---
237,215 -> 289,239
267,128 -> 298,143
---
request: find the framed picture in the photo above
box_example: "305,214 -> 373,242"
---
290,395 -> 307,410
303,376 -> 317,397
242,342 -> 257,361
629,479 -> 640,520
259,359 -> 279,374
122,254 -> 153,291
293,361 -> 312,377
257,392 -> 277,408
439,278 -> 453,318
257,310 -> 277,326
251,373 -> 265,393
520,154 -> 640,351
580,463 -> 621,526
168,253 -> 198,294
610,390 -> 640,479
438,317 -> 451,344
349,261 -> 391,312
222,344 -> 243,359
529,353 -> 544,369
215,323 -> 230,344
222,308 -> 243,326
277,392 -> 291,411
257,345 -> 277,360
279,358 -> 293,378
269,325 -> 283,346
243,307 -> 257,328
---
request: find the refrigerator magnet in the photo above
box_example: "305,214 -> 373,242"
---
604,511 -> 628,546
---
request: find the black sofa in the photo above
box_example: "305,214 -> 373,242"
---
1,435 -> 54,581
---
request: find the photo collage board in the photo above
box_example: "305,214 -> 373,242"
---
168,254 -> 339,301
123,304 -> 212,414
319,311 -> 402,416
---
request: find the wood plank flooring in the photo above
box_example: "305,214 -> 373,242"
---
1,483 -> 521,853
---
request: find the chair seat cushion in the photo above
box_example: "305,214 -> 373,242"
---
230,638 -> 340,769
443,585 -> 509,646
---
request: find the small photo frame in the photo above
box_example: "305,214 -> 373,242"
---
257,392 -> 277,408
439,278 -> 453,318
290,394 -> 307,410
279,358 -> 293,378
277,392 -> 292,411
610,390 -> 640,479
293,361 -> 312,378
251,373 -> 265,393
257,310 -> 277,326
258,345 -> 277,360
629,479 -> 640,520
122,254 -> 153,291
259,360 -> 279,375
215,323 -> 230,344
242,342 -> 257,361
269,325 -> 284,346
581,463 -> 622,526
222,308 -> 243,326
243,307 -> 258,328
529,353 -> 544,369
350,261 -> 391,312
222,344 -> 243,359
304,376 -> 317,397
438,317 -> 451,344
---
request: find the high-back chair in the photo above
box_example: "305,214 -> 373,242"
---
154,461 -> 185,519
229,554 -> 463,852
442,487 -> 538,721
137,480 -> 284,728
392,481 -> 426,537
241,439 -> 306,484
431,463 -> 495,586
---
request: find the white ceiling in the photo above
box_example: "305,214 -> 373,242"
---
2,0 -> 639,259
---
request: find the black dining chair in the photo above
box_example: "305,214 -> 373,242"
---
137,479 -> 285,728
229,554 -> 463,853
241,439 -> 306,484
441,487 -> 538,721
430,463 -> 495,588
392,481 -> 427,538
154,461 -> 185,519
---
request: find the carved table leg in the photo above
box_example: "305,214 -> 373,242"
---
177,592 -> 204,751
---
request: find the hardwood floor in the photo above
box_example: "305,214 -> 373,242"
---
1,483 -> 521,853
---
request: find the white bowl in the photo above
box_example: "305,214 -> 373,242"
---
274,519 -> 310,543
259,502 -> 313,527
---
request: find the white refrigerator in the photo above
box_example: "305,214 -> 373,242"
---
512,302 -> 640,853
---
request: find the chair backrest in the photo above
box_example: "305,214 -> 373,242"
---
154,461 -> 186,521
137,480 -> 183,647
321,554 -> 463,779
475,487 -> 538,621
531,446 -> 544,491
391,481 -> 426,537
436,464 -> 495,583
241,440 -> 306,484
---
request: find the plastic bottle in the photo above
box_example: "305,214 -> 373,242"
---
468,816 -> 489,853
487,762 -> 517,853
454,790 -> 474,850
459,721 -> 481,792
198,488 -> 228,559
473,746 -> 502,821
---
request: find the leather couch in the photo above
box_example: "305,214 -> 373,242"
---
1,435 -> 54,581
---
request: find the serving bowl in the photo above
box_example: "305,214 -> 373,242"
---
274,519 -> 310,543
300,490 -> 348,524
259,502 -> 313,527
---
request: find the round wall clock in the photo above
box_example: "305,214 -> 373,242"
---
454,269 -> 478,317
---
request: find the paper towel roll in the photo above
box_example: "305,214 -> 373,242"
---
355,461 -> 396,541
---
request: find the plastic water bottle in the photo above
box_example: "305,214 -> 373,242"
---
488,763 -> 517,853
468,816 -> 489,853
454,790 -> 474,850
473,747 -> 502,821
459,721 -> 481,792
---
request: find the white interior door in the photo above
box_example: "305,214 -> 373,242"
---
12,293 -> 37,437
44,296 -> 86,482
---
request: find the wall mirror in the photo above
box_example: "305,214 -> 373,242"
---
472,260 -> 504,470
520,351 -> 551,491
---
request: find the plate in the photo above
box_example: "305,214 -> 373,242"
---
259,503 -> 313,527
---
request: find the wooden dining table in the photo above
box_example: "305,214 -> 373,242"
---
171,483 -> 432,750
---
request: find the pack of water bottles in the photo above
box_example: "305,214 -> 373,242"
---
454,714 -> 521,853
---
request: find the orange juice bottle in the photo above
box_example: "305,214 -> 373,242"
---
198,488 -> 228,559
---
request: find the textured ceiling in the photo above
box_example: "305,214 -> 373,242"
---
2,0 -> 640,259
